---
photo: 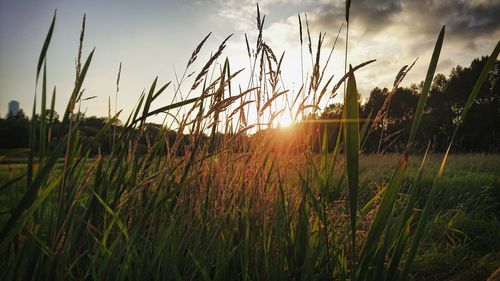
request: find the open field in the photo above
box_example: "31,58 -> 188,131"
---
1,152 -> 499,280
2,153 -> 500,191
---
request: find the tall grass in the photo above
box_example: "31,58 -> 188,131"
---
0,4 -> 499,281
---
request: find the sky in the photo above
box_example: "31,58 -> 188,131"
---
1,0 -> 499,125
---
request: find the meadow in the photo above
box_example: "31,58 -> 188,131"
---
1,4 -> 499,281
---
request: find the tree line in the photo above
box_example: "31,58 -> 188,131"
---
309,55 -> 499,153
0,56 -> 498,154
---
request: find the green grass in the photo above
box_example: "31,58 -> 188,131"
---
1,153 -> 498,280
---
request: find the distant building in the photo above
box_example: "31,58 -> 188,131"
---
8,100 -> 19,117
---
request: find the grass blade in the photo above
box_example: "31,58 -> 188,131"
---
36,10 -> 56,83
0,176 -> 61,251
407,26 -> 445,145
343,67 -> 360,272
357,155 -> 408,279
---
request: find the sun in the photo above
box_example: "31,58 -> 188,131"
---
276,114 -> 293,128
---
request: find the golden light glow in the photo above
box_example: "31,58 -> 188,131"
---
276,113 -> 293,128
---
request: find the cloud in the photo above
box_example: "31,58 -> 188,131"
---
214,0 -> 499,99
308,0 -> 500,43
304,0 -> 401,36
215,0 -> 257,32
400,0 -> 500,42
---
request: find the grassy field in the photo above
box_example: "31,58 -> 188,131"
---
1,152 -> 499,280
1,4 -> 499,281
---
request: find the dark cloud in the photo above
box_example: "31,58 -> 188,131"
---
291,0 -> 500,97
403,0 -> 500,40
309,0 -> 500,41
309,0 -> 401,35
351,0 -> 402,34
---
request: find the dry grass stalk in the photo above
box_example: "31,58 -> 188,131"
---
191,34 -> 233,90
188,32 -> 212,68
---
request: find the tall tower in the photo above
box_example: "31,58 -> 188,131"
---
8,100 -> 19,117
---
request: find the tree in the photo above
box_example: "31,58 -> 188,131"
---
0,110 -> 29,148
438,57 -> 500,151
321,56 -> 500,153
